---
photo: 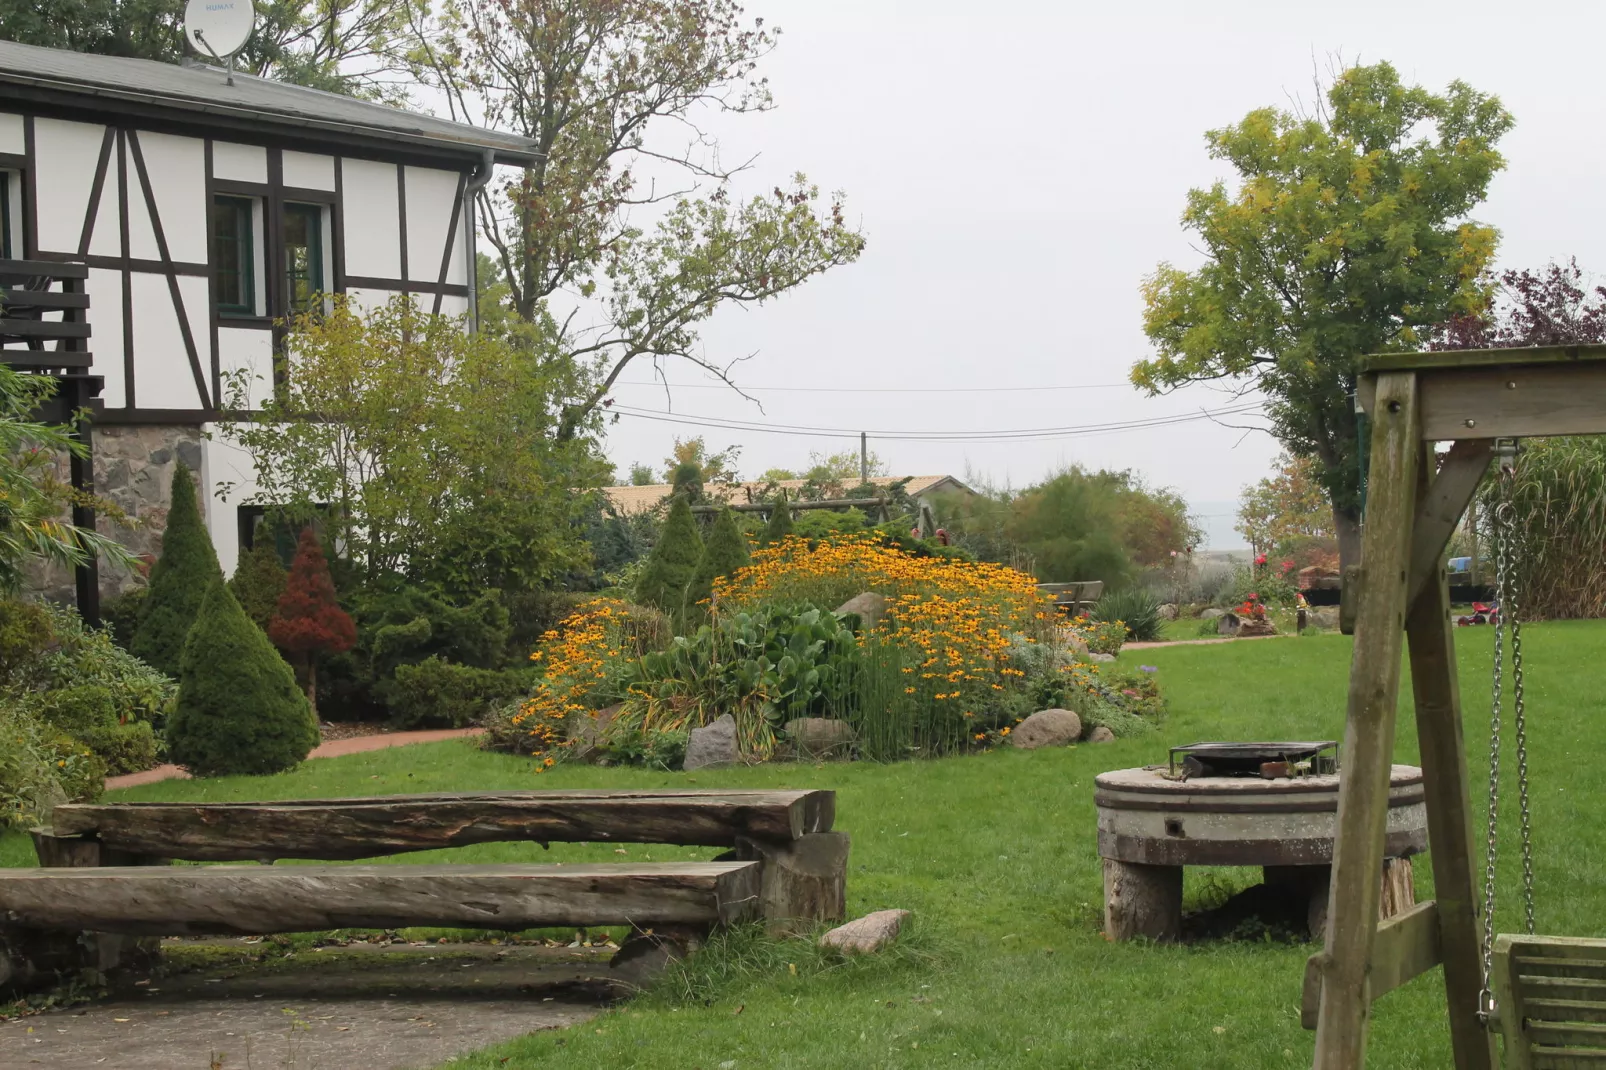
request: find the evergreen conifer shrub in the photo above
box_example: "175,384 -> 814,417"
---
167,582 -> 318,777
761,492 -> 795,546
268,528 -> 357,714
686,507 -> 752,614
130,464 -> 221,676
634,496 -> 703,616
228,540 -> 288,631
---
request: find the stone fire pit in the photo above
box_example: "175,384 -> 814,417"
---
1095,743 -> 1427,941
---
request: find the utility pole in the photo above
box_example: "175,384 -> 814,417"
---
860,432 -> 869,483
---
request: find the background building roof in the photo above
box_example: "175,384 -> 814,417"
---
0,40 -> 542,165
601,474 -> 972,515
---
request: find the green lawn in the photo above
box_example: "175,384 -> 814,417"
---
6,622 -> 1605,1067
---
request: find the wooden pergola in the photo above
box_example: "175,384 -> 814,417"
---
1307,344 -> 1606,1068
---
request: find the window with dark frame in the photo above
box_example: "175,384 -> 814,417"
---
283,203 -> 324,315
214,195 -> 256,316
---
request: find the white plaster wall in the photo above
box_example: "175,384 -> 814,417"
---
87,148 -> 121,257
128,272 -> 201,409
404,165 -> 461,283
436,294 -> 470,320
0,112 -> 22,154
31,118 -> 104,254
218,327 -> 274,406
341,158 -> 400,278
283,150 -> 335,191
201,427 -> 260,578
212,141 -> 267,183
342,286 -> 398,315
126,161 -> 159,261
449,192 -> 472,287
86,267 -> 126,408
137,131 -> 207,263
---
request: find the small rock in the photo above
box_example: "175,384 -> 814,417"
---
1088,651 -> 1116,663
1156,603 -> 1179,621
1064,633 -> 1089,656
783,718 -> 856,760
1217,612 -> 1242,636
835,592 -> 889,631
1236,619 -> 1278,637
1087,726 -> 1116,743
684,713 -> 738,771
819,909 -> 911,954
1312,607 -> 1340,630
1010,708 -> 1082,749
1201,607 -> 1226,620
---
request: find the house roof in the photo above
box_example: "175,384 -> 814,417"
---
602,475 -> 973,515
0,40 -> 543,165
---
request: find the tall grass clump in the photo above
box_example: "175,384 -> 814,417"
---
1090,588 -> 1162,641
1486,437 -> 1606,620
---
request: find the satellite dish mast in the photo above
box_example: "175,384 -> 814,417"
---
184,0 -> 254,86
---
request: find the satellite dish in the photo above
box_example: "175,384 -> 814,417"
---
184,0 -> 254,70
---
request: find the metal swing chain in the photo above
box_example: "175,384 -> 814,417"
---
1477,443 -> 1536,1023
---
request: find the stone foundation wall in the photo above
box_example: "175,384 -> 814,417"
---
24,425 -> 207,604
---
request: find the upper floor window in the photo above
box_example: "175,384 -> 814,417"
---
0,170 -> 22,260
214,195 -> 257,316
283,202 -> 325,316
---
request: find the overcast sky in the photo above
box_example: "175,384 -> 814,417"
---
590,0 -> 1606,545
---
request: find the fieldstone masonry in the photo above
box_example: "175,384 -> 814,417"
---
25,425 -> 206,604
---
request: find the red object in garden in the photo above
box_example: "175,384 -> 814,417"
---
268,527 -> 357,712
1254,554 -> 1268,566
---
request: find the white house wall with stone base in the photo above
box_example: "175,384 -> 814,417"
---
0,40 -> 540,598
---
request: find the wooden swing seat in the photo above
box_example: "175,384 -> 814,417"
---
1493,934 -> 1606,1069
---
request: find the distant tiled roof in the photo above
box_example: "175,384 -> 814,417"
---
602,475 -> 972,515
0,40 -> 542,164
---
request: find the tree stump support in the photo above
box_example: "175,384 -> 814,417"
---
1103,859 -> 1182,941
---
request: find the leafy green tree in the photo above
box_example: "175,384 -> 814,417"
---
0,366 -> 134,591
228,540 -> 288,631
130,463 -> 221,676
1236,454 -> 1334,560
166,581 -> 318,777
760,491 -> 795,546
220,295 -> 603,596
628,463 -> 656,486
634,496 -> 702,617
1133,62 -> 1513,568
0,0 -> 419,101
412,0 -> 865,437
686,507 -> 751,614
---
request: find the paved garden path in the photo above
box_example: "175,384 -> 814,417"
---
1124,634 -> 1290,650
106,728 -> 486,791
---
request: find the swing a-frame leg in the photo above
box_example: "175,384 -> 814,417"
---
1309,370 -> 1495,1070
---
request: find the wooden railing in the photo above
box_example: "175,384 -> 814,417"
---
0,259 -> 94,373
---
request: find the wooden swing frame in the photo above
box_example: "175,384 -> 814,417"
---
1307,343 -> 1606,1069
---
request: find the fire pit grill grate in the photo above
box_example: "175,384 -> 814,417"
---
1166,740 -> 1339,780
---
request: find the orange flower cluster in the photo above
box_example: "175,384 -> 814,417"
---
883,592 -> 1022,718
716,535 -> 1047,625
513,598 -> 630,765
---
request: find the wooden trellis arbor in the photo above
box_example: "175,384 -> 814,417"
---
1307,344 -> 1606,1069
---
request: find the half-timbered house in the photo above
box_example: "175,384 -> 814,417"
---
0,39 -> 539,606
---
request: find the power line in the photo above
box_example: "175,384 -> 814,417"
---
611,379 -> 1142,394
606,401 -> 1264,443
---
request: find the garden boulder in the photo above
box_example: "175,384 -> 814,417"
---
820,909 -> 911,954
1157,603 -> 1179,621
1087,726 -> 1116,743
1201,607 -> 1225,620
1088,651 -> 1116,663
1010,708 -> 1082,749
835,592 -> 889,631
567,703 -> 621,763
784,717 -> 856,760
1217,612 -> 1242,636
684,713 -> 738,771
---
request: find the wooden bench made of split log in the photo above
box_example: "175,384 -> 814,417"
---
0,862 -> 762,937
47,788 -> 836,862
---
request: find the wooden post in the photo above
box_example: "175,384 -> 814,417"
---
1103,859 -> 1181,942
1407,546 -> 1497,1069
734,832 -> 851,936
1314,370 -> 1421,1069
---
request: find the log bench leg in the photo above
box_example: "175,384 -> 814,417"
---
1103,859 -> 1181,941
735,832 -> 851,936
1292,857 -> 1415,942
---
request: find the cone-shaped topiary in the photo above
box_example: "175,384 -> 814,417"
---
167,580 -> 318,777
228,540 -> 288,632
761,491 -> 795,546
268,527 -> 356,714
131,463 -> 222,676
634,495 -> 703,617
686,507 -> 751,615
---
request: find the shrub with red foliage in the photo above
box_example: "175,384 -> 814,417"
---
268,528 -> 356,712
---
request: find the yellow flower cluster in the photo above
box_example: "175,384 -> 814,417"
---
513,598 -> 631,763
